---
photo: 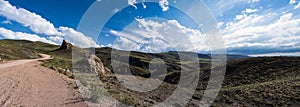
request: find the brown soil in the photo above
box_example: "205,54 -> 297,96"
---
0,55 -> 87,107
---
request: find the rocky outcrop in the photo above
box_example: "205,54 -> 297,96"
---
87,55 -> 106,75
58,40 -> 105,75
59,40 -> 73,50
73,49 -> 106,75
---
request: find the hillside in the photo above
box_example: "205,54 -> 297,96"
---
95,47 -> 300,106
0,40 -> 73,77
0,40 -> 53,60
197,57 -> 300,106
0,39 -> 299,106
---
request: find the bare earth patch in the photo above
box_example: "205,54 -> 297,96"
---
0,56 -> 87,107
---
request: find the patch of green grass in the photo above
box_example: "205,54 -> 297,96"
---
121,96 -> 135,106
41,57 -> 74,78
41,58 -> 72,70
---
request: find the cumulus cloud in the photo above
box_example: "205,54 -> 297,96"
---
0,0 -> 99,48
110,18 -> 209,53
112,11 -> 300,55
223,12 -> 300,54
58,27 -> 100,47
114,37 -> 141,51
0,0 -> 61,36
235,8 -> 259,20
0,27 -> 56,44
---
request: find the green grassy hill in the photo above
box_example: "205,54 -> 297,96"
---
0,40 -> 54,60
0,40 -> 72,77
0,39 -> 60,59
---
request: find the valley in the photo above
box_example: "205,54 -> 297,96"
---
0,40 -> 299,106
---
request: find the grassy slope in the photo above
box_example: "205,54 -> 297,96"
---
95,47 -> 300,106
196,57 -> 300,106
0,40 -> 299,106
0,40 -> 50,60
0,40 -> 73,77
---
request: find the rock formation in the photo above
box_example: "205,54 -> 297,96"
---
59,40 -> 73,50
59,40 -> 105,75
73,49 -> 106,76
87,55 -> 106,75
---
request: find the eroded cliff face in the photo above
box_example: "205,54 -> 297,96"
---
72,47 -> 106,76
88,54 -> 106,75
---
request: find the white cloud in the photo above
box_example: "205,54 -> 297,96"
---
127,0 -> 168,11
279,13 -> 293,22
295,2 -> 300,9
106,43 -> 112,47
235,8 -> 259,20
112,8 -> 120,13
0,0 -> 99,48
128,0 -> 137,9
58,27 -> 100,47
111,10 -> 297,55
110,18 -> 209,53
0,27 -> 56,44
235,14 -> 247,20
1,20 -> 11,24
142,2 -> 147,9
242,8 -> 259,14
111,14 -> 300,54
218,22 -> 224,28
114,37 -> 141,51
159,0 -> 169,12
223,12 -> 300,54
249,52 -> 300,57
290,0 -> 300,9
251,0 -> 260,3
290,0 -> 296,4
0,0 -> 61,36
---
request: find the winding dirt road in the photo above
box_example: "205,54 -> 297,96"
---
0,54 -> 87,107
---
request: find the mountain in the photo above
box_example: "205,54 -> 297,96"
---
0,39 -> 298,106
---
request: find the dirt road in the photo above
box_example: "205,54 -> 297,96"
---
0,54 -> 87,107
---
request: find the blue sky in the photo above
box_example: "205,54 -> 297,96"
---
0,0 -> 300,56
